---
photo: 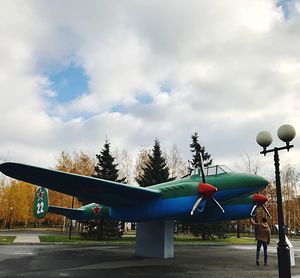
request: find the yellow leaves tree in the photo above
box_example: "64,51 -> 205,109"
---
0,151 -> 95,228
261,182 -> 277,228
261,164 -> 299,234
42,151 -> 95,226
0,180 -> 35,228
0,177 -> 5,225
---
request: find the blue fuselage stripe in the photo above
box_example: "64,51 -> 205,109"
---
110,186 -> 258,222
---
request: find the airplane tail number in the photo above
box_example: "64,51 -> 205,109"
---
33,187 -> 49,219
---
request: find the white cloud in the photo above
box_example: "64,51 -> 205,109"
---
0,0 -> 300,178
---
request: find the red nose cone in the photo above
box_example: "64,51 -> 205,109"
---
198,183 -> 217,198
253,194 -> 268,205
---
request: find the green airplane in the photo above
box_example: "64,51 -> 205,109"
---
0,158 -> 270,223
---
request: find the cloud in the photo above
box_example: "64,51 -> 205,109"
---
0,0 -> 300,177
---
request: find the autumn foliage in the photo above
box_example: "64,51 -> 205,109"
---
0,145 -> 298,234
0,151 -> 95,228
0,179 -> 35,228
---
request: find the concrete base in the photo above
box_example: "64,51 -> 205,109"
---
135,220 -> 174,258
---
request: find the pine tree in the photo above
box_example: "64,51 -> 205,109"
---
93,140 -> 124,181
189,131 -> 215,239
136,139 -> 173,187
84,139 -> 123,240
190,131 -> 212,169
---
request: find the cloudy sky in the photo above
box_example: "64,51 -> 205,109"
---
0,0 -> 299,178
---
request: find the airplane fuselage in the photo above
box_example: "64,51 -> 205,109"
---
109,171 -> 268,222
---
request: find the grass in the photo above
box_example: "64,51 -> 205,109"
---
38,234 -> 257,245
0,236 -> 16,244
39,235 -> 136,244
174,235 -> 256,245
0,233 -> 281,245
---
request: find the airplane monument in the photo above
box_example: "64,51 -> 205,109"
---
0,153 -> 270,258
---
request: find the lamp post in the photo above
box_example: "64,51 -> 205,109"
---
256,124 -> 296,278
69,196 -> 75,240
8,207 -> 13,229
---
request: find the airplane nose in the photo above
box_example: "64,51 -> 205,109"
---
223,173 -> 269,194
257,176 -> 269,191
245,174 -> 269,190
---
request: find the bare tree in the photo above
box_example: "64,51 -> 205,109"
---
281,164 -> 298,234
166,144 -> 189,179
113,148 -> 133,184
235,152 -> 262,174
234,152 -> 264,236
135,145 -> 150,185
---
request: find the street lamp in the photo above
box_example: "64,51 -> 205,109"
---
8,207 -> 13,229
256,124 -> 296,278
69,196 -> 75,240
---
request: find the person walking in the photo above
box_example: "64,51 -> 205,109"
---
251,216 -> 271,266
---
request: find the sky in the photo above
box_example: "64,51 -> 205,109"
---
0,0 -> 300,179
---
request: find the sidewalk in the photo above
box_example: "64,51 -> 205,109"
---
13,235 -> 40,243
1,244 -> 300,277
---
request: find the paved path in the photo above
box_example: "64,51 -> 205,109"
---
0,244 -> 300,277
2,231 -> 300,277
0,230 -> 41,243
13,235 -> 40,243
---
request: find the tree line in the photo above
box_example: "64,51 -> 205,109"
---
0,132 -> 299,239
0,132 -> 206,230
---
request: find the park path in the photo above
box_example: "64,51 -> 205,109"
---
13,234 -> 40,243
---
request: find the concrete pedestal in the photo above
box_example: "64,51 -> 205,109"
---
135,220 -> 174,258
286,235 -> 295,266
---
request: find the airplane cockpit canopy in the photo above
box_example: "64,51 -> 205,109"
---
191,165 -> 232,177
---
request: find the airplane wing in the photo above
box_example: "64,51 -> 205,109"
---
0,162 -> 160,207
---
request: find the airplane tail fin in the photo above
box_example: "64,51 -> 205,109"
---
33,187 -> 85,220
33,187 -> 49,219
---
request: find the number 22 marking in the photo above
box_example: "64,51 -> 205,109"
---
37,202 -> 44,214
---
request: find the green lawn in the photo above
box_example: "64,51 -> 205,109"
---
39,234 -> 257,245
39,235 -> 135,244
0,236 -> 16,244
174,235 -> 256,245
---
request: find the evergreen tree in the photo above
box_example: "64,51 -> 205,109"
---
93,139 -> 125,182
190,131 -> 212,170
189,131 -> 215,239
136,139 -> 173,187
84,139 -> 123,240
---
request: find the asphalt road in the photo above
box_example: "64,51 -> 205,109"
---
1,244 -> 300,277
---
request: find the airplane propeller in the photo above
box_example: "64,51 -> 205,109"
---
190,151 -> 225,215
250,194 -> 272,218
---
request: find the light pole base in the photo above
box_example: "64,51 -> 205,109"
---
277,242 -> 291,278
